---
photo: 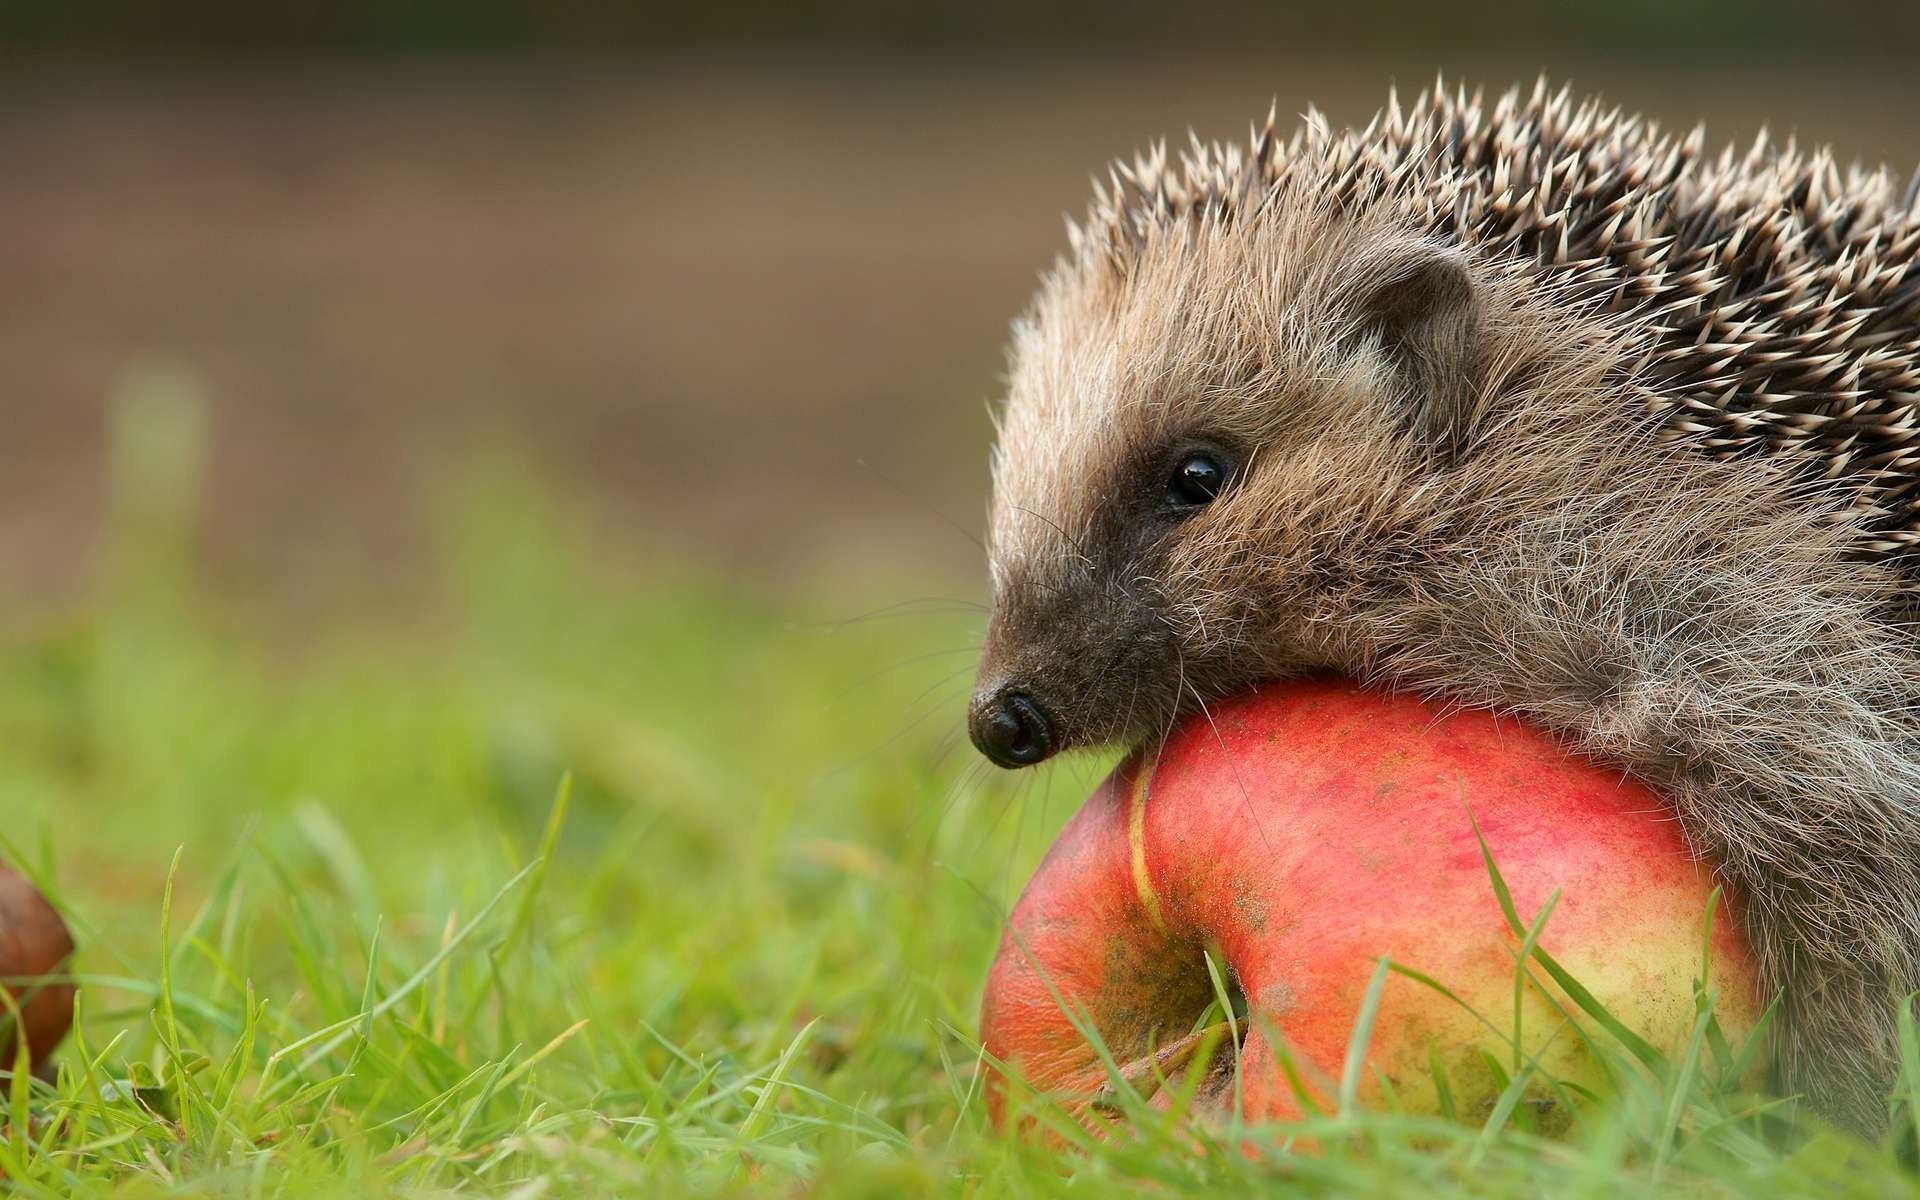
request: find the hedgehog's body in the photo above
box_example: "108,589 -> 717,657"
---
969,82 -> 1920,1135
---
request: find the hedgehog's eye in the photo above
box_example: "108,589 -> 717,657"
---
1163,452 -> 1227,510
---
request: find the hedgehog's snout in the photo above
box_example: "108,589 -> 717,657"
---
968,686 -> 1060,769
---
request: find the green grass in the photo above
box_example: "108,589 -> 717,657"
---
3,399 -> 1919,1195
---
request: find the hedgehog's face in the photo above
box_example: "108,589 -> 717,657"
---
968,220 -> 1479,768
967,420 -> 1263,768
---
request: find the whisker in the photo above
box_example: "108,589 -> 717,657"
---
974,764 -> 1039,872
1005,762 -> 1058,901
820,668 -> 975,779
1183,677 -> 1278,860
858,456 -> 986,554
800,596 -> 988,631
922,754 -> 994,857
830,645 -> 983,699
1010,504 -> 1094,571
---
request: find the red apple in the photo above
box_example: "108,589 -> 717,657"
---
979,679 -> 1762,1135
0,862 -> 76,1076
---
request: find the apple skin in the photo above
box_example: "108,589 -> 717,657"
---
0,862 -> 75,1075
979,679 -> 1763,1132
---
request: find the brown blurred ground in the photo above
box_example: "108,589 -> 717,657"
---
6,54 -> 1920,612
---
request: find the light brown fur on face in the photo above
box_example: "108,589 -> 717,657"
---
974,82 -> 1920,1135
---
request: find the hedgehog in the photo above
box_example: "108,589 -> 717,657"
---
965,79 -> 1920,1136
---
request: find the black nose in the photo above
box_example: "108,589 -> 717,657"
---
969,689 -> 1059,768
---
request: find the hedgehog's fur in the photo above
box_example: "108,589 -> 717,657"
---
973,80 -> 1920,1135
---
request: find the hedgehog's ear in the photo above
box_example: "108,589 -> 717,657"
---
1350,242 -> 1480,452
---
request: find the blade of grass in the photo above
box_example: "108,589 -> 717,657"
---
502,773 -> 572,962
260,858 -> 540,1099
1509,888 -> 1562,1074
1470,812 -> 1664,1073
1203,949 -> 1244,1128
1339,956 -> 1393,1118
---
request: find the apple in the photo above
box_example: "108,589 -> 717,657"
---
0,862 -> 75,1076
979,678 -> 1762,1134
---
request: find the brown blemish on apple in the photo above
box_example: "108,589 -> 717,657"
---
1098,934 -> 1213,1049
1229,878 -> 1268,935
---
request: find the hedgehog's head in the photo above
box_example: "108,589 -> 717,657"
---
969,181 -> 1487,768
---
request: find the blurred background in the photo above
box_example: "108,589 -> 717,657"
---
8,3 -> 1920,619
7,0 -> 1920,893
5,7 -> 1920,1188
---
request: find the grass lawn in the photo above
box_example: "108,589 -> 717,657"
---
4,413 -> 1919,1196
